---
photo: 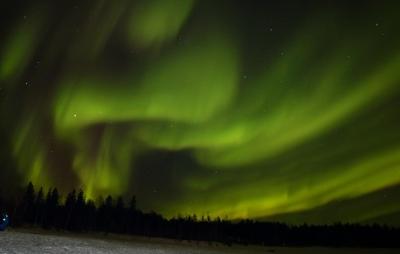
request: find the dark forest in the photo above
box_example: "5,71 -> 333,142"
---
1,182 -> 399,248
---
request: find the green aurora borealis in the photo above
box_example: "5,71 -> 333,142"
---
1,0 -> 400,224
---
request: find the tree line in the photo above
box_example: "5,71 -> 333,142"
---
0,182 -> 399,248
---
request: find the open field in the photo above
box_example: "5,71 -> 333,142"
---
0,230 -> 399,254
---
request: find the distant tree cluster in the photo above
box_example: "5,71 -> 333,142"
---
1,182 -> 399,248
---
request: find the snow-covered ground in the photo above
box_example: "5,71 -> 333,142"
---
0,230 -> 399,254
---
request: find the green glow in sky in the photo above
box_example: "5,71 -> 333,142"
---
1,0 -> 400,225
126,0 -> 195,48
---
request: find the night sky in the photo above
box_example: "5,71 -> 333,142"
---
1,0 -> 400,225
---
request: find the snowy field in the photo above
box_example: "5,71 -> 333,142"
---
0,230 -> 399,254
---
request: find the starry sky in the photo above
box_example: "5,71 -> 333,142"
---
1,0 -> 400,225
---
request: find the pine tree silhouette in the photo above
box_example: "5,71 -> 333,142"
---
34,187 -> 44,226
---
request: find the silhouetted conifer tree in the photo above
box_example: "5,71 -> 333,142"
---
43,188 -> 59,228
64,189 -> 76,230
34,187 -> 44,226
84,199 -> 96,231
104,195 -> 113,234
21,182 -> 35,224
115,196 -> 125,233
75,190 -> 85,231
